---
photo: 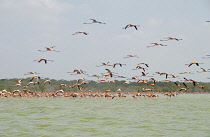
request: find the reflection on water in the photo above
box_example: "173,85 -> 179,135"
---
0,94 -> 209,137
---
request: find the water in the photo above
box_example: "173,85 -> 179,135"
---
0,94 -> 209,137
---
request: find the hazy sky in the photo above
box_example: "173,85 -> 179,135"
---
0,0 -> 210,82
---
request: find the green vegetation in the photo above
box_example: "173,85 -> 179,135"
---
0,78 -> 209,92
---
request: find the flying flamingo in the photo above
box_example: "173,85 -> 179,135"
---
34,58 -> 53,64
83,19 -> 106,24
38,46 -> 60,52
123,24 -> 140,30
124,55 -> 139,58
160,37 -> 182,41
72,31 -> 89,35
185,62 -> 203,67
150,43 -> 167,46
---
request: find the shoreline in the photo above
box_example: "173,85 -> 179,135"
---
1,90 -> 210,98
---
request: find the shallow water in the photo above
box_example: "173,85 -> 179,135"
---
0,94 -> 209,137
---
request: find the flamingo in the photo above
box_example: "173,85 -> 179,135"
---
150,78 -> 156,84
160,37 -> 182,41
183,77 -> 196,86
76,78 -> 85,83
123,24 -> 140,30
200,68 -> 210,72
98,78 -> 108,82
138,63 -> 149,67
127,76 -> 139,80
137,79 -> 147,83
34,58 -> 53,64
185,62 -> 199,67
28,75 -> 41,82
115,75 -> 127,78
133,66 -> 146,72
199,85 -> 204,89
156,72 -> 168,79
147,83 -> 155,86
174,82 -> 181,87
111,94 -> 119,99
112,62 -> 126,68
59,84 -> 67,87
44,80 -> 51,84
88,74 -> 102,79
185,62 -> 203,67
151,43 -> 167,46
15,79 -> 23,84
179,88 -> 188,91
132,93 -> 140,99
24,72 -> 39,75
38,46 -> 60,52
83,19 -> 106,24
105,69 -> 113,78
108,80 -> 115,83
183,82 -> 190,89
26,82 -> 34,86
32,81 -> 40,85
96,62 -> 111,67
141,72 -> 147,76
170,74 -> 179,78
142,88 -> 153,92
72,31 -> 89,35
121,81 -> 130,84
13,83 -> 21,87
179,72 -> 194,74
124,55 -> 139,58
67,69 -> 86,75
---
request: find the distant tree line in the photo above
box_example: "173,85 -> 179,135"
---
0,78 -> 209,92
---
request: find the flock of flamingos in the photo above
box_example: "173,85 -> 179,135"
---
1,19 -> 210,98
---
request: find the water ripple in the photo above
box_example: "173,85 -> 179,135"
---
0,94 -> 209,137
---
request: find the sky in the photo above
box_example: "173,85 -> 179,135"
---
0,0 -> 210,82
